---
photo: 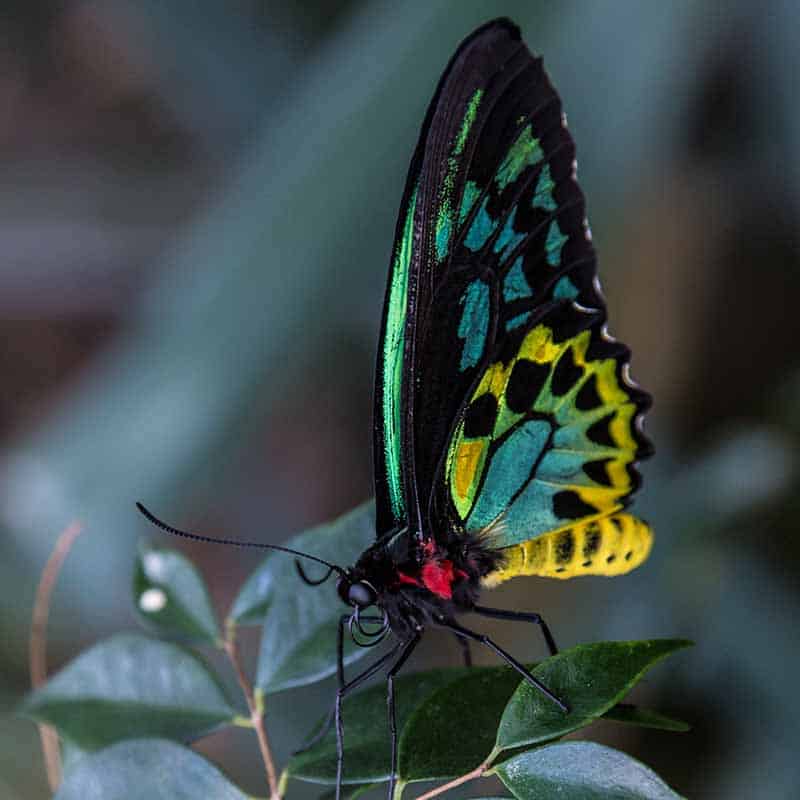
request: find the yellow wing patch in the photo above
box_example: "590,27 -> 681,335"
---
451,437 -> 488,518
446,312 -> 648,543
482,513 -> 653,586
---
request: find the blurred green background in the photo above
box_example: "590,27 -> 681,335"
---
2,1 -> 799,797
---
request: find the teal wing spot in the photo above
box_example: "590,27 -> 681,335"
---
549,403 -> 618,461
464,198 -> 495,252
493,208 -> 526,258
466,420 -> 551,530
459,181 -> 481,226
502,256 -> 531,302
506,311 -> 532,330
494,480 -> 563,546
537,448 -> 595,485
435,212 -> 452,261
553,275 -> 579,299
495,126 -> 543,190
457,279 -> 490,371
533,164 -> 557,211
545,220 -> 568,266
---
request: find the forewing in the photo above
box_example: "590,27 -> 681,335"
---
374,19 -> 649,540
375,19 -> 551,534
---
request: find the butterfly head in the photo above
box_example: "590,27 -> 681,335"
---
336,573 -> 378,608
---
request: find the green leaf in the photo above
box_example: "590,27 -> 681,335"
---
21,634 -> 238,750
495,640 -> 691,753
54,739 -> 249,800
494,742 -> 685,799
398,665 -> 526,783
603,704 -> 691,733
230,500 -> 375,693
288,666 -> 468,785
133,541 -> 221,643
319,784 -> 378,800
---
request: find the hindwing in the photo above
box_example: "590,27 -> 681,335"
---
445,300 -> 650,548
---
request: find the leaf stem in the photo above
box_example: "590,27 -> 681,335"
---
30,519 -> 83,793
411,757 -> 492,800
224,619 -> 281,800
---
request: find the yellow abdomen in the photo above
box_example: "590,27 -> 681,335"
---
482,513 -> 653,587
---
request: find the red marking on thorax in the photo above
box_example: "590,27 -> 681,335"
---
396,571 -> 420,587
421,559 -> 456,599
394,542 -> 469,600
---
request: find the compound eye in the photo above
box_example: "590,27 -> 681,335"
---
348,581 -> 376,607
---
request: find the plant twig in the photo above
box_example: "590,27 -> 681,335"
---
224,619 -> 281,800
412,757 -> 492,800
30,520 -> 84,792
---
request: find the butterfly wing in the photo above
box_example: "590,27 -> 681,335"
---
373,19 -> 651,553
375,18 -> 553,535
444,300 -> 652,581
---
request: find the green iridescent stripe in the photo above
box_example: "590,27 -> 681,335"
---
382,186 -> 417,520
495,125 -> 543,190
435,90 -> 483,261
455,89 -> 483,154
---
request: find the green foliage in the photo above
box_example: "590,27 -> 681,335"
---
20,506 -> 691,798
133,541 -> 221,643
231,500 -> 375,692
494,640 -> 691,752
53,739 -> 248,800
288,641 -> 689,791
494,742 -> 684,799
602,704 -> 691,733
21,634 -> 238,751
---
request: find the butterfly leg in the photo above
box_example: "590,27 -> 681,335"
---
472,604 -> 558,656
386,634 -> 421,800
335,638 -> 404,800
436,618 -> 568,713
453,633 -> 472,666
294,614 -> 387,754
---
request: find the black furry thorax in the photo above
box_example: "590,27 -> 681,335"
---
344,529 -> 504,638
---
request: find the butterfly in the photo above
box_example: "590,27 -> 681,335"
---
138,16 -> 653,800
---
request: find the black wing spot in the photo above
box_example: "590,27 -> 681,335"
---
606,554 -> 617,564
624,550 -> 633,561
463,393 -> 498,439
554,530 -> 575,564
583,458 -> 613,487
575,374 -> 602,411
553,490 -> 597,520
550,347 -> 582,396
610,516 -> 624,532
506,359 -> 549,413
586,412 -> 616,448
582,560 -> 592,567
582,524 -> 601,557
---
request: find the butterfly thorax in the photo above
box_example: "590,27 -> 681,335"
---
347,529 -> 504,637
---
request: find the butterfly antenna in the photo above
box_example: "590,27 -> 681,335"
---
136,502 -> 346,576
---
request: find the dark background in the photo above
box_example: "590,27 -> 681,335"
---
2,1 -> 799,797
